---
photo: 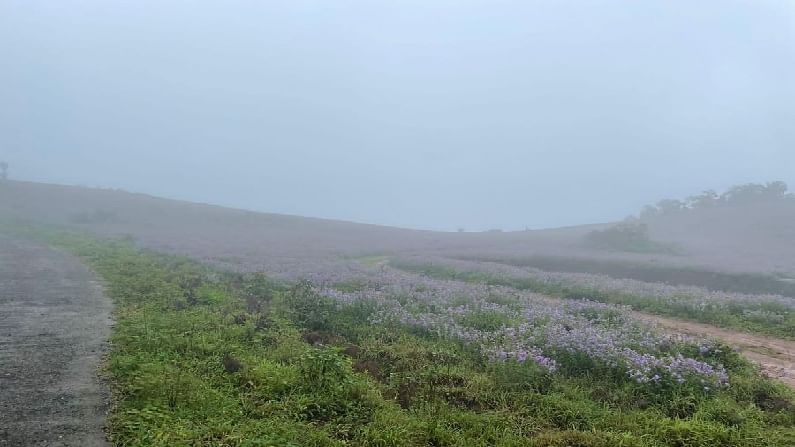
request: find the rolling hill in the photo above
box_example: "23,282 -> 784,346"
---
2,180 -> 794,276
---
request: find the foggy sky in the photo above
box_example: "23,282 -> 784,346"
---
2,1 -> 794,231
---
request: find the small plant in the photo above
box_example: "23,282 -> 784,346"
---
298,348 -> 352,392
287,280 -> 337,331
222,354 -> 244,373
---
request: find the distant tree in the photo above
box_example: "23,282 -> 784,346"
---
638,205 -> 660,220
765,181 -> 788,199
0,161 -> 7,180
721,182 -> 788,204
636,181 -> 791,219
656,199 -> 684,215
623,215 -> 640,223
686,190 -> 719,209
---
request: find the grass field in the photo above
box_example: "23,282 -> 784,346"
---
20,228 -> 793,446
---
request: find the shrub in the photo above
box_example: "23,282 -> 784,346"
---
584,222 -> 672,253
299,348 -> 353,392
287,281 -> 337,331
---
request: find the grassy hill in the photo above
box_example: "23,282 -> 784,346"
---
4,180 -> 795,446
3,180 -> 795,276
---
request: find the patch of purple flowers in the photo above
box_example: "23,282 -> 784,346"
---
299,258 -> 734,390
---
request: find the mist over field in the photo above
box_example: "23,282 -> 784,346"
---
2,0 -> 794,230
4,2 -> 795,446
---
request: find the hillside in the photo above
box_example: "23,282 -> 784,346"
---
3,180 -> 795,446
0,180 -> 590,266
2,180 -> 795,275
646,200 -> 795,273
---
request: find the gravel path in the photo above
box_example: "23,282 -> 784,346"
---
0,236 -> 112,446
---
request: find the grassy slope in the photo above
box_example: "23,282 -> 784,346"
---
392,260 -> 795,340
7,179 -> 795,275
14,228 -> 793,447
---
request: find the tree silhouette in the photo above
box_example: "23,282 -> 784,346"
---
656,199 -> 684,215
765,181 -> 788,199
686,190 -> 719,209
639,181 -> 791,219
639,205 -> 660,220
0,162 -> 7,180
721,182 -> 789,204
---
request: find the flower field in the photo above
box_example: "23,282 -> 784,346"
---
391,257 -> 795,339
13,227 -> 795,446
318,267 -> 731,390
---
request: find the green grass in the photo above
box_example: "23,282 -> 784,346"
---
10,227 -> 795,446
392,261 -> 795,340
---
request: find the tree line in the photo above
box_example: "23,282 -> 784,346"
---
639,181 -> 793,219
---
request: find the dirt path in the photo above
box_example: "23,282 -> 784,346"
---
0,236 -> 112,446
633,312 -> 795,388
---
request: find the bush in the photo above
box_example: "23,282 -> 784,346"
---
287,281 -> 337,331
299,348 -> 353,392
584,222 -> 672,253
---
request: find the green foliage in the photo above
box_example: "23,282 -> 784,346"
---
13,228 -> 792,446
457,309 -> 518,331
299,349 -> 353,392
584,221 -> 675,253
287,280 -> 338,332
530,430 -> 641,447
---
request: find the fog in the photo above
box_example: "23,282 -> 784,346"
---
2,0 -> 793,230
